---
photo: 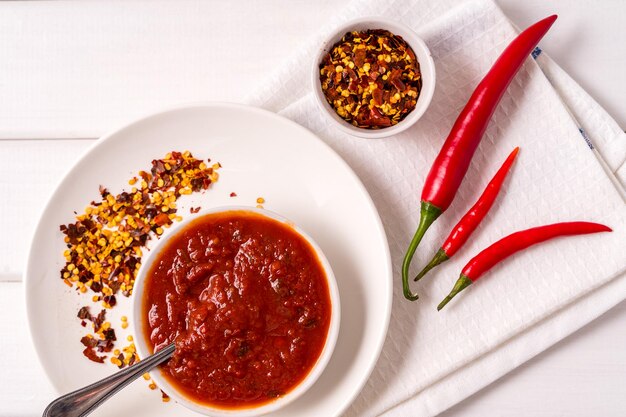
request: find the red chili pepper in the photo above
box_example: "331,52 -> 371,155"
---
437,222 -> 612,310
402,15 -> 558,301
414,147 -> 520,282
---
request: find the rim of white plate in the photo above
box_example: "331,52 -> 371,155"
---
23,102 -> 393,416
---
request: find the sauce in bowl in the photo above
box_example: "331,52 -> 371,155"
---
142,210 -> 333,409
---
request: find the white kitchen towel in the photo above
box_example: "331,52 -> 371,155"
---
244,0 -> 626,415
533,51 -> 626,191
384,53 -> 626,417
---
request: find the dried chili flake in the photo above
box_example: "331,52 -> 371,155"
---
103,328 -> 117,341
76,306 -> 117,362
94,309 -> 107,332
99,185 -> 110,198
60,151 -> 220,366
319,29 -> 422,129
230,192 -> 237,197
80,335 -> 98,348
77,306 -> 92,321
76,306 -> 106,332
80,328 -> 115,363
153,213 -> 171,227
110,340 -> 140,369
103,295 -> 116,307
190,206 -> 201,214
60,151 -> 219,303
82,347 -> 106,363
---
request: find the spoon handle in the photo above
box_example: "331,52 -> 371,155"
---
43,343 -> 175,417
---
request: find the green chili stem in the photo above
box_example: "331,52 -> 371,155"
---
402,202 -> 442,301
414,248 -> 449,282
437,274 -> 473,310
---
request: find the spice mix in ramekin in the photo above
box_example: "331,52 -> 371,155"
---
319,29 -> 422,129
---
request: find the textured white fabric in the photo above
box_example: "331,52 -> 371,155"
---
244,0 -> 626,415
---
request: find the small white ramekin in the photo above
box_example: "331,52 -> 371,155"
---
311,16 -> 436,139
132,206 -> 340,416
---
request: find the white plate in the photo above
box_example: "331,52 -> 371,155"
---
25,103 -> 392,417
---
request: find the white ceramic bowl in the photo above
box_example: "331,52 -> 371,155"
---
132,206 -> 340,416
311,16 -> 436,139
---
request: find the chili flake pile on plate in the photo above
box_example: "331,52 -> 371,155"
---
59,151 -> 219,369
319,29 -> 422,129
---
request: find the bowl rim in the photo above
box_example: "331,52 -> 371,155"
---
311,16 -> 436,139
131,205 -> 341,416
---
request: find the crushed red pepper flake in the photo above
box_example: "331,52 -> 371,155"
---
229,192 -> 237,197
190,206 -> 201,214
110,340 -> 139,369
59,151 -> 220,365
82,345 -> 105,363
77,306 -> 117,363
319,29 -> 422,129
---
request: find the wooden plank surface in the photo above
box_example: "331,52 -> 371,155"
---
1,283 -> 56,415
0,139 -> 94,277
0,0 -> 623,139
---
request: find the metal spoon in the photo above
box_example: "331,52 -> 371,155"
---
42,342 -> 175,417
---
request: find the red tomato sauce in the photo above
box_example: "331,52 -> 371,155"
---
143,210 -> 332,408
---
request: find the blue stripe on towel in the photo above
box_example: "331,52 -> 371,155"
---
578,128 -> 594,150
531,47 -> 542,59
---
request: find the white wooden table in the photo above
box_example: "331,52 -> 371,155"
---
1,1 -> 624,416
